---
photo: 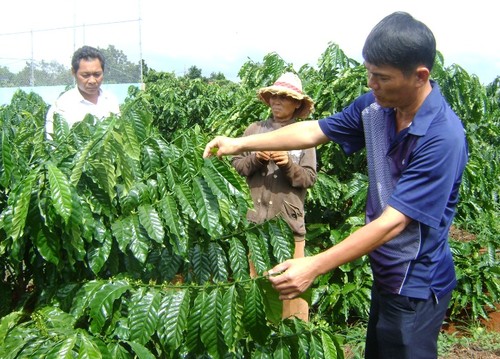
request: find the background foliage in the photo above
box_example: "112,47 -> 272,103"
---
0,45 -> 143,87
0,43 -> 498,358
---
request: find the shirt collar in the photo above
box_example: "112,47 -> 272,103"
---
75,86 -> 103,104
271,118 -> 296,128
407,80 -> 441,137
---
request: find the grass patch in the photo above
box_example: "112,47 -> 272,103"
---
438,323 -> 500,358
341,320 -> 500,358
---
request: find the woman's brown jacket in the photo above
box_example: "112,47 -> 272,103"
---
231,118 -> 317,235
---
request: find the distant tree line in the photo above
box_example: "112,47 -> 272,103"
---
0,45 -> 228,87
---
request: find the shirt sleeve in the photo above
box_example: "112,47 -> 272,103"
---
318,92 -> 374,155
231,122 -> 267,177
281,147 -> 317,188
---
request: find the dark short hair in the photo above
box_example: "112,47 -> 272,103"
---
71,46 -> 106,72
362,12 -> 436,75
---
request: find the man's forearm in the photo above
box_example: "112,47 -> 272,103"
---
239,121 -> 327,152
312,206 -> 411,276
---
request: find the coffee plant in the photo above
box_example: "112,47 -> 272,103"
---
0,43 -> 498,358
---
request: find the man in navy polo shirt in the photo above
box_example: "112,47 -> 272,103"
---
203,11 -> 468,359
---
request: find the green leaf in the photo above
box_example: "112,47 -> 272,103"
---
118,120 -> 141,160
228,238 -> 250,281
47,162 -> 73,222
242,280 -> 269,344
71,281 -> 106,319
90,145 -> 116,201
204,157 -> 246,194
158,195 -> 187,256
45,334 -> 78,359
309,331 -> 325,359
125,104 -> 149,143
163,165 -> 178,190
77,330 -> 103,359
126,214 -> 150,263
89,280 -> 130,334
126,340 -> 156,359
107,342 -> 132,359
112,138 -> 137,193
174,183 -> 197,221
190,244 -> 211,284
320,330 -> 341,359
138,204 -> 164,244
37,305 -> 77,331
256,277 -> 282,325
111,217 -> 133,253
0,311 -> 24,347
200,287 -> 225,358
200,160 -> 249,224
208,242 -> 228,282
70,139 -> 94,185
87,230 -> 113,275
128,288 -> 161,345
129,234 -> 150,263
158,247 -> 183,281
192,177 -> 223,237
273,338 -> 292,359
33,229 -> 60,265
0,325 -> 31,358
1,130 -> 14,187
200,166 -> 230,199
184,290 -> 206,354
221,285 -> 243,350
246,231 -> 270,276
295,320 -> 311,359
141,145 -> 161,174
10,169 -> 37,241
158,288 -> 190,349
267,220 -> 293,263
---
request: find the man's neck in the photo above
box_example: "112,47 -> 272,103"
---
79,88 -> 100,104
395,81 -> 432,132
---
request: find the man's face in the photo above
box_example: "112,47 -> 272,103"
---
73,58 -> 104,101
364,62 -> 418,109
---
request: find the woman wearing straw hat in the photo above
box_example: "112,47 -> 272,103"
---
231,72 -> 316,322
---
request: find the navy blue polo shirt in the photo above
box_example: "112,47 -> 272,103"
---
318,82 -> 468,300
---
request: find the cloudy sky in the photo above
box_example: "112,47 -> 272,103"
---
1,0 -> 498,84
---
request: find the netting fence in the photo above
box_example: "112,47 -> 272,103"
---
0,18 -> 143,87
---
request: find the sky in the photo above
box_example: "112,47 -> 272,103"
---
1,0 -> 499,85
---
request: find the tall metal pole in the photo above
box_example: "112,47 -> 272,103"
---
138,0 -> 144,87
73,0 -> 77,86
30,29 -> 34,86
73,0 -> 77,53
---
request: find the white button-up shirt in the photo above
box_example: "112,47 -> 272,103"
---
45,87 -> 120,135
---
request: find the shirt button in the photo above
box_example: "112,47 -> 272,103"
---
269,201 -> 273,205
273,174 -> 277,178
257,199 -> 261,203
261,172 -> 265,176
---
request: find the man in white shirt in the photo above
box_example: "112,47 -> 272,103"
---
45,45 -> 120,136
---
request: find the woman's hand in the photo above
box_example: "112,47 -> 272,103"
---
255,151 -> 272,162
270,151 -> 289,167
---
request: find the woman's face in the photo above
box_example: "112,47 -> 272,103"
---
269,94 -> 301,122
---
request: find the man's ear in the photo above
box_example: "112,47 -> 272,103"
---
415,66 -> 430,85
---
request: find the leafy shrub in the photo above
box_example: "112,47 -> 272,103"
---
0,43 -> 498,357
